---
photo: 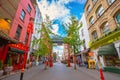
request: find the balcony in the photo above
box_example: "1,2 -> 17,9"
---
89,26 -> 120,49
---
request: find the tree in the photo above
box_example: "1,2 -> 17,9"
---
62,15 -> 82,69
32,16 -> 54,69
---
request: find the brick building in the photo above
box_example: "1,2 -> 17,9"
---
84,0 -> 120,73
0,0 -> 36,71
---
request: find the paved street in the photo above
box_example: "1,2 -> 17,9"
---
1,62 -> 120,80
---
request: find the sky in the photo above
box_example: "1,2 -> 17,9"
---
37,0 -> 86,55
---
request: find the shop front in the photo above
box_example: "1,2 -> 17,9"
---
98,43 -> 120,74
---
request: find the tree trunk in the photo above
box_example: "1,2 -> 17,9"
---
73,55 -> 76,70
67,44 -> 71,67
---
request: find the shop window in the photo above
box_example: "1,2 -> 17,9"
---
20,9 -> 26,20
15,25 -> 22,40
92,0 -> 97,4
87,5 -> 91,13
100,22 -> 110,34
27,4 -> 31,13
89,16 -> 95,25
108,0 -> 115,5
92,31 -> 98,39
96,5 -> 104,18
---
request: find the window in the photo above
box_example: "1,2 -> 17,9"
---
20,10 -> 26,20
15,25 -> 22,40
92,31 -> 98,39
87,5 -> 91,13
81,29 -> 84,37
83,40 -> 86,49
89,16 -> 95,25
100,22 -> 110,34
27,4 -> 31,13
25,33 -> 29,45
115,13 -> 120,24
108,0 -> 115,5
96,5 -> 104,18
92,0 -> 97,4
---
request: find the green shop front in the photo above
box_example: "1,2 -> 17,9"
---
89,28 -> 120,74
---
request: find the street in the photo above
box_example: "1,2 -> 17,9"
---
1,62 -> 120,80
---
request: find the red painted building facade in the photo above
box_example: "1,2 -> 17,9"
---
0,0 -> 36,70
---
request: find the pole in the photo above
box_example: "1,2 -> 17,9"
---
98,57 -> 105,80
20,68 -> 24,80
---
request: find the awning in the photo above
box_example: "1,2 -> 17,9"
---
0,29 -> 18,43
10,47 -> 25,54
76,48 -> 90,56
98,43 -> 118,56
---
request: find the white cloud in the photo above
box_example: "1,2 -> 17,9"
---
72,0 -> 87,4
53,46 -> 64,56
38,0 -> 70,21
51,24 -> 59,35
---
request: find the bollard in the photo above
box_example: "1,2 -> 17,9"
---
20,68 -> 24,80
99,68 -> 104,80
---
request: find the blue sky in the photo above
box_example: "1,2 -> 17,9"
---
37,0 -> 86,37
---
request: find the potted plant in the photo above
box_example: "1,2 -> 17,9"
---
0,60 -> 3,76
4,57 -> 13,74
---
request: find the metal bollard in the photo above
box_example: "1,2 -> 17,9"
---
20,68 -> 24,80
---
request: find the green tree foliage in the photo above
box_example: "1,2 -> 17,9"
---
62,15 -> 82,54
32,16 -> 54,57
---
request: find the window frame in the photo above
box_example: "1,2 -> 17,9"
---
20,9 -> 26,21
25,33 -> 29,45
27,4 -> 32,13
87,5 -> 91,13
115,13 -> 120,24
92,0 -> 97,4
89,16 -> 95,25
96,5 -> 104,18
108,0 -> 115,5
15,25 -> 22,40
100,22 -> 110,34
92,31 -> 98,39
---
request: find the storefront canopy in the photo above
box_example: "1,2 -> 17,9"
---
0,29 -> 18,43
98,43 -> 118,56
10,47 -> 25,54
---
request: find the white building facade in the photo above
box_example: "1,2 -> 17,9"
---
28,3 -> 43,60
78,13 -> 90,63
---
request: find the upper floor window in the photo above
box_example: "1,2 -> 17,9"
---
92,31 -> 98,39
87,5 -> 91,13
27,4 -> 31,13
89,16 -> 95,25
108,0 -> 115,5
20,9 -> 26,20
81,29 -> 84,37
100,22 -> 110,34
25,33 -> 29,45
15,25 -> 22,40
115,13 -> 120,24
96,5 -> 104,18
92,0 -> 97,4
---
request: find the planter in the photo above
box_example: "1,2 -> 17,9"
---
5,66 -> 13,74
0,70 -> 3,76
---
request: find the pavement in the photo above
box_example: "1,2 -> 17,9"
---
0,62 -> 120,80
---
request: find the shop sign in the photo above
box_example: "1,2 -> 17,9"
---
0,19 -> 10,34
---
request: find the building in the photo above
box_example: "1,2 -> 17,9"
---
84,0 -> 120,73
0,0 -> 36,71
76,13 -> 90,64
28,1 -> 43,65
